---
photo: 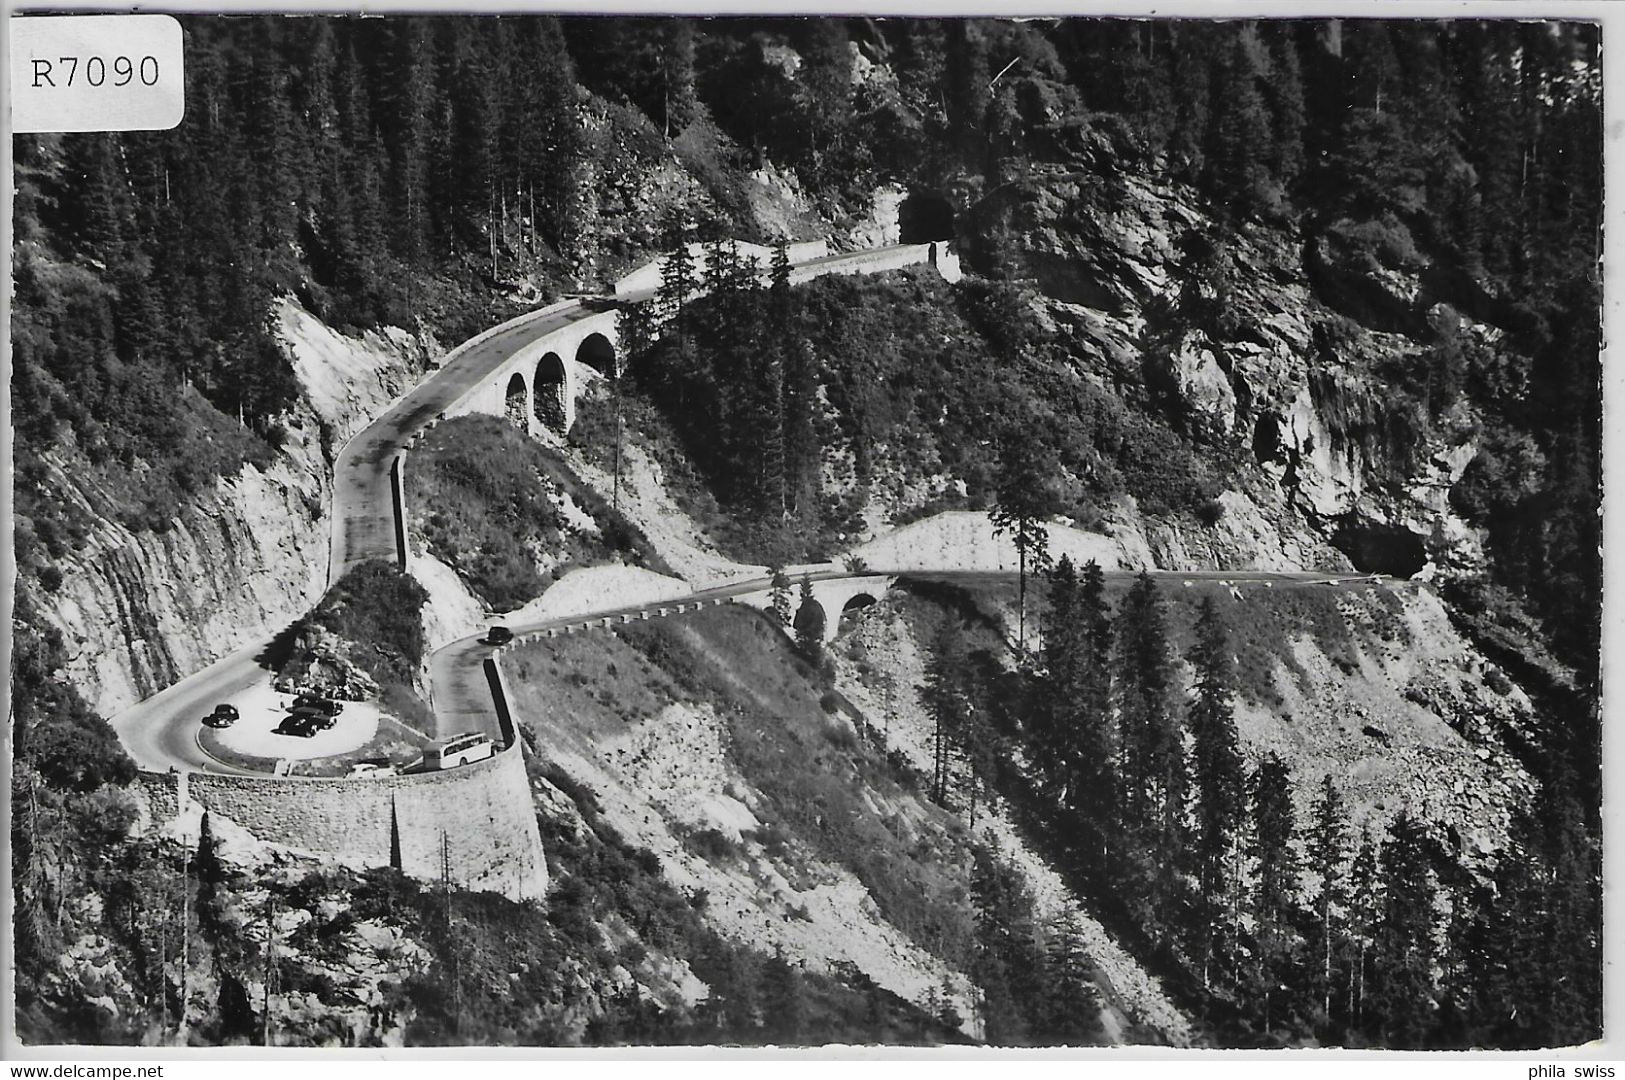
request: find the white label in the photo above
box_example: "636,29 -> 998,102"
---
10,15 -> 184,133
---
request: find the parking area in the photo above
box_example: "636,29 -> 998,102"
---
204,683 -> 381,762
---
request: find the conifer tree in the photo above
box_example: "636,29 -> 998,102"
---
1040,911 -> 1102,1045
191,810 -> 227,944
702,237 -> 735,298
661,19 -> 697,137
1187,595 -> 1246,990
1167,23 -> 1213,178
1113,571 -> 1186,938
1073,559 -> 1115,832
1206,26 -> 1275,217
793,573 -> 825,661
1371,812 -> 1438,1048
1117,21 -> 1173,151
616,301 -> 654,378
1040,557 -> 1115,870
1036,555 -> 1080,791
921,618 -> 971,805
1345,832 -> 1382,1036
762,947 -> 807,1044
780,337 -> 820,525
769,237 -> 795,336
659,223 -> 696,325
1248,752 -> 1301,1035
969,844 -> 1041,1045
1306,773 -> 1352,1036
990,435 -> 1055,657
1263,24 -> 1307,191
769,566 -> 793,627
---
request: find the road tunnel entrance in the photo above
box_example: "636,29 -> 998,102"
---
900,192 -> 956,244
534,353 -> 567,431
1330,516 -> 1428,577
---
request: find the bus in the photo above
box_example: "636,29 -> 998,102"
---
424,732 -> 497,770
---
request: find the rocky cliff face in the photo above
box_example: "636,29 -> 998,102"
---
39,300 -> 429,719
1019,163 -> 1490,578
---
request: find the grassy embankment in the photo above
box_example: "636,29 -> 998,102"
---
407,415 -> 671,611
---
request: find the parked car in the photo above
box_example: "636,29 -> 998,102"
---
348,762 -> 397,778
276,713 -> 320,738
424,732 -> 496,770
202,704 -> 238,729
292,694 -> 343,717
485,625 -> 514,646
288,705 -> 336,732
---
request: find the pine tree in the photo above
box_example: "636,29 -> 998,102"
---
661,19 -> 697,137
1072,559 -> 1115,837
616,301 -> 654,376
989,435 -> 1055,658
1263,24 -> 1307,191
761,947 -> 806,1044
659,222 -> 696,325
1118,21 -> 1173,152
1370,812 -> 1438,1048
1113,571 -> 1186,938
1346,832 -> 1382,1036
799,21 -> 855,190
1187,595 -> 1246,991
1039,910 -> 1102,1045
780,337 -> 820,525
769,566 -> 793,626
702,237 -> 736,298
1306,773 -> 1352,1038
1167,22 -> 1214,178
769,237 -> 794,328
1035,555 -> 1078,790
191,810 -> 227,945
1040,557 -> 1115,872
1206,25 -> 1276,217
377,18 -> 436,265
968,844 -> 1039,1045
793,573 -> 825,661
1248,752 -> 1301,1037
921,617 -> 971,806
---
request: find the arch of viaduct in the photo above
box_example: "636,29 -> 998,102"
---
445,310 -> 621,438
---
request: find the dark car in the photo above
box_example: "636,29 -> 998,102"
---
276,713 -> 320,738
293,694 -> 343,717
289,705 -> 337,732
485,625 -> 514,646
202,704 -> 238,729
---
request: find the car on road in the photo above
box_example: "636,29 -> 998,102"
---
276,713 -> 321,738
485,625 -> 514,646
424,732 -> 496,770
292,694 -> 343,717
202,704 -> 239,729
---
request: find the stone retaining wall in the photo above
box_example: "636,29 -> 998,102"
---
136,659 -> 547,904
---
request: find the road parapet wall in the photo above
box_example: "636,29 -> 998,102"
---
136,718 -> 546,902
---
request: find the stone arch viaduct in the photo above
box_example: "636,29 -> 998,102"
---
343,240 -> 962,578
136,238 -> 963,903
